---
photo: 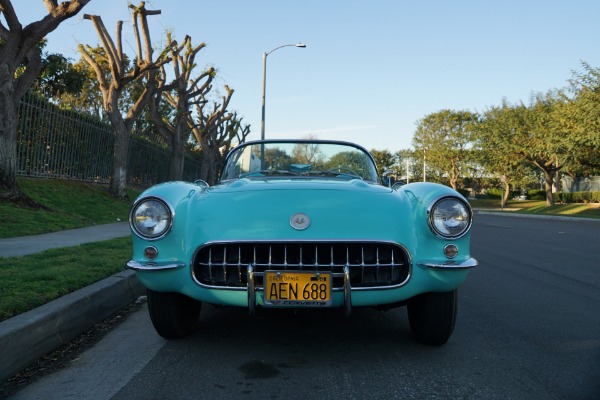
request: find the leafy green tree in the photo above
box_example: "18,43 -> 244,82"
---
36,52 -> 86,100
559,62 -> 600,176
326,151 -> 373,179
370,149 -> 397,176
474,105 -> 531,206
412,109 -> 478,190
476,92 -> 569,206
52,52 -> 108,119
262,147 -> 293,171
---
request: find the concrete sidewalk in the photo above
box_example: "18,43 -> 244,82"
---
0,223 -> 145,382
0,222 -> 130,257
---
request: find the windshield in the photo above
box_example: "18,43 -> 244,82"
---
221,140 -> 379,182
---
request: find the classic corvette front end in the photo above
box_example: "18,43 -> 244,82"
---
127,139 -> 477,345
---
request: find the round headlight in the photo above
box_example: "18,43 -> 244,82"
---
428,197 -> 472,239
130,197 -> 172,239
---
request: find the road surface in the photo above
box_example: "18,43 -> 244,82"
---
10,213 -> 600,399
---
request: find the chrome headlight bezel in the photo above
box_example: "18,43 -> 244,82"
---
130,196 -> 174,240
427,196 -> 473,239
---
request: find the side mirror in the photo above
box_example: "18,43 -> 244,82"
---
194,179 -> 209,187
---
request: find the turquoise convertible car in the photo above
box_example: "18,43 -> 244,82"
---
127,139 -> 477,345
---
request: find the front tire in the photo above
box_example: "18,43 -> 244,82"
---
407,290 -> 457,346
147,289 -> 202,339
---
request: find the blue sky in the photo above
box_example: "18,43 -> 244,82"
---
12,0 -> 600,152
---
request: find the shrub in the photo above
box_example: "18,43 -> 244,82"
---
553,192 -> 600,203
457,188 -> 470,198
527,190 -> 546,201
485,188 -> 502,199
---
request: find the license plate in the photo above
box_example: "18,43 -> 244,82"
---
263,271 -> 331,307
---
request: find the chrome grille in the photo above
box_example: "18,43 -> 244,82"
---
192,242 -> 410,290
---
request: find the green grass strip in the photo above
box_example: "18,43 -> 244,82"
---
0,237 -> 132,322
0,178 -> 139,239
468,199 -> 600,219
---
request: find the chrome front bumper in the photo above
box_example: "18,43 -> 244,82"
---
126,260 -> 185,270
417,257 -> 478,270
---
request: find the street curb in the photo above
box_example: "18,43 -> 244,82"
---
0,269 -> 145,383
474,210 -> 600,223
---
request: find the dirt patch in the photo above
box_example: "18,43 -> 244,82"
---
0,192 -> 52,211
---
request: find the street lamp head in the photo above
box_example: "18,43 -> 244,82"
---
266,43 -> 307,56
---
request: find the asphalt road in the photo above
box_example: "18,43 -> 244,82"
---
10,213 -> 600,400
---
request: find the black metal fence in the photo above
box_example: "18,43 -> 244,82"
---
16,93 -> 202,187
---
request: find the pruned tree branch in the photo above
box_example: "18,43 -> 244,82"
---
79,1 -> 169,197
0,0 -> 21,33
14,47 -> 42,100
147,34 -> 219,180
128,1 -> 160,64
83,14 -> 123,84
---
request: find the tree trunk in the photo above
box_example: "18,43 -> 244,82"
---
169,133 -> 185,181
501,181 -> 510,208
199,150 -> 215,184
0,0 -> 90,199
199,156 -> 209,183
108,116 -> 129,198
0,69 -> 20,198
449,177 -> 458,190
449,162 -> 459,190
555,169 -> 562,193
543,169 -> 554,206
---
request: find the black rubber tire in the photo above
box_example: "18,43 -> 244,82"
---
147,289 -> 202,339
407,290 -> 458,346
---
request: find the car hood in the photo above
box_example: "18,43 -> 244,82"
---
212,178 -> 390,193
174,178 -> 417,248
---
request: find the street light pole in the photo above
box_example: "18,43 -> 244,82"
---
260,43 -> 306,140
423,147 -> 427,182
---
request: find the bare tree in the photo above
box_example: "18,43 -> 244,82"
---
78,2 -> 171,198
188,86 -> 250,184
0,0 -> 90,201
213,112 -> 250,179
148,35 -> 215,181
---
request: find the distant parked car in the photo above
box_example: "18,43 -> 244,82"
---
127,139 -> 477,345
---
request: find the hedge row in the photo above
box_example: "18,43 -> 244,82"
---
477,188 -> 546,200
553,191 -> 600,203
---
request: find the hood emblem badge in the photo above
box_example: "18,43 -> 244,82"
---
290,213 -> 311,230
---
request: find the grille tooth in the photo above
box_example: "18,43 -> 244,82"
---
193,242 -> 410,289
222,246 -> 227,282
268,245 -> 272,268
208,248 -> 213,281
